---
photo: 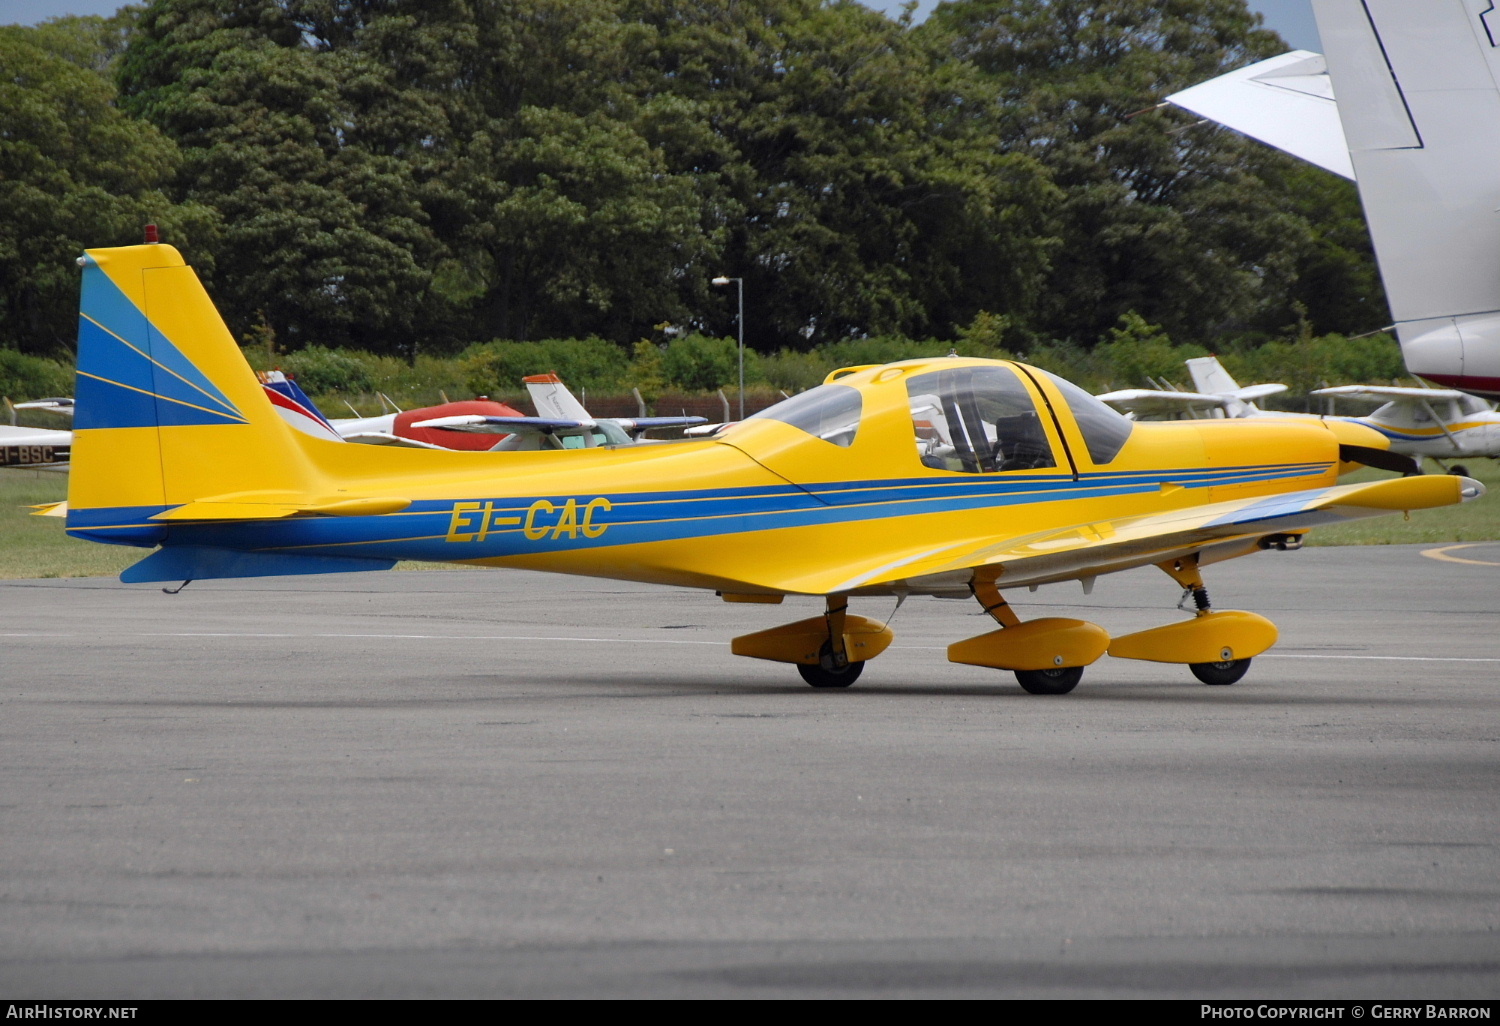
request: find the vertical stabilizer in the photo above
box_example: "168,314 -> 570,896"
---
1312,0 -> 1500,397
524,373 -> 593,421
1185,356 -> 1242,396
67,244 -> 327,545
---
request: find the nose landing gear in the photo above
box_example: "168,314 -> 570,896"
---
1106,556 -> 1278,685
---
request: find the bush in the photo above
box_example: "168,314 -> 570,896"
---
1222,332 -> 1407,401
660,334 -> 744,392
462,337 -> 630,395
0,350 -> 72,401
1091,312 -> 1208,390
760,349 -> 831,392
820,336 -> 955,369
279,345 -> 375,396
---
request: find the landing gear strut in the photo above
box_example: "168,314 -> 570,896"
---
1106,555 -> 1277,685
729,593 -> 893,687
946,577 -> 1109,694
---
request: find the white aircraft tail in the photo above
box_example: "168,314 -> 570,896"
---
523,373 -> 591,422
1312,0 -> 1500,397
1185,356 -> 1242,396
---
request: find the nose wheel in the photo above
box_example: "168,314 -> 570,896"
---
1013,665 -> 1084,694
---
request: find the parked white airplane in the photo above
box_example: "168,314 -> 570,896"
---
412,372 -> 705,449
1100,357 -> 1500,474
1310,384 -> 1500,474
1167,0 -> 1500,400
17,370 -> 703,475
1,398 -> 72,472
1096,357 -> 1288,420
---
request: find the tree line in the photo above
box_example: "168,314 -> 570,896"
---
0,0 -> 1390,374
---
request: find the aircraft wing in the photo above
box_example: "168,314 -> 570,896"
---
412,415 -> 593,435
755,474 -> 1479,596
611,416 -> 709,435
12,398 -> 74,418
1311,385 -> 1473,403
1095,388 -> 1233,416
1166,50 -> 1354,180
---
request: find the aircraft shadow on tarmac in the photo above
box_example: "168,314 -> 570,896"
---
485,670 -> 1441,705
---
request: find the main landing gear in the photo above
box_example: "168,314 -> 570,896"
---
947,558 -> 1279,694
730,594 -> 892,688
727,557 -> 1280,693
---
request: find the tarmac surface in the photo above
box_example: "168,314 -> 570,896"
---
1,543 -> 1498,998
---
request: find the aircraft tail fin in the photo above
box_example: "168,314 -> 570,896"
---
66,243 -> 332,547
259,370 -> 345,442
1312,0 -> 1500,397
1185,356 -> 1241,396
523,373 -> 592,421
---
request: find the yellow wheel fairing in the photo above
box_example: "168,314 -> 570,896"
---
732,614 -> 894,666
947,618 -> 1112,671
1107,610 -> 1279,665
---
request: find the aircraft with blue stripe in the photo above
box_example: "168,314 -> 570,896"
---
60,241 -> 1483,693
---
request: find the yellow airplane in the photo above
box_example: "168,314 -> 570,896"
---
61,242 -> 1484,693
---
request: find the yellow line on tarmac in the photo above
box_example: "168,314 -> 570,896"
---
1421,542 -> 1500,566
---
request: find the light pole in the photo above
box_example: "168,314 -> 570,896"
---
711,275 -> 744,420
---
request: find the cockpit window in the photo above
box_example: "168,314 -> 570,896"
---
746,383 -> 862,447
907,365 -> 1056,473
1037,369 -> 1133,465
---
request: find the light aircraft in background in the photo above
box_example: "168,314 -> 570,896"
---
60,241 -> 1481,694
1167,0 -> 1500,400
412,372 -> 706,450
1100,357 -> 1500,475
1309,384 -> 1500,476
1096,357 -> 1287,421
17,367 -> 704,471
263,369 -> 703,451
1,398 -> 72,472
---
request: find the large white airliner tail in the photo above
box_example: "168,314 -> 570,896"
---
1312,0 -> 1500,398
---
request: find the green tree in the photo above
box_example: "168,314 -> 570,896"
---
0,15 -> 215,357
622,0 -> 1059,350
923,0 -> 1320,346
118,0 -> 453,357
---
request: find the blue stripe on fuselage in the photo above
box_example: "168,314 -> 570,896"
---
99,461 -> 1332,562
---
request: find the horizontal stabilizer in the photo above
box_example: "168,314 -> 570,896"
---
1166,50 -> 1353,179
121,545 -> 396,583
149,496 -> 411,521
339,431 -> 452,450
28,501 -> 68,517
1235,383 -> 1289,402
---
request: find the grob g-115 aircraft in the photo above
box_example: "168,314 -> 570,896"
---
64,242 -> 1481,693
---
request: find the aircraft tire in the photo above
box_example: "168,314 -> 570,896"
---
1013,666 -> 1083,695
798,659 -> 863,688
1190,658 -> 1251,686
1449,464 -> 1471,477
